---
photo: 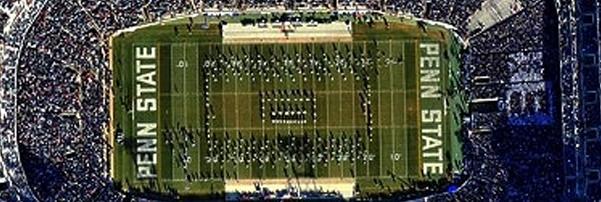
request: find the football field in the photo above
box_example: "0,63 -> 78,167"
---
110,15 -> 463,197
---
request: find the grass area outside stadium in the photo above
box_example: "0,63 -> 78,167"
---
109,13 -> 464,198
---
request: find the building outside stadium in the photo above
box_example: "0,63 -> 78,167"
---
108,12 -> 465,199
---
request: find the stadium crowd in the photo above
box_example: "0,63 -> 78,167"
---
0,0 -> 202,201
232,187 -> 344,201
428,0 -> 563,201
561,0 -> 601,199
0,0 -> 566,201
14,1 -> 120,201
0,0 -> 54,200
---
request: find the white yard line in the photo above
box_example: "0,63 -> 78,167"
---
326,46 -> 331,178
247,45 -> 253,180
378,42 -> 383,177
269,44 -> 275,179
183,44 -> 190,183
402,42 -> 409,177
156,44 -> 162,185
258,44 -> 265,179
311,43 -> 318,178
234,45 -> 240,181
182,44 -> 188,182
131,43 -> 136,123
221,44 -> 227,180
176,125 -> 404,131
351,42 -> 357,178
363,41 -> 370,177
286,44 -> 291,179
184,44 -> 188,140
196,44 -> 202,179
208,45 -> 214,179
338,43 -> 344,178
298,44 -> 306,177
160,89 -> 409,96
389,40 -> 395,174
169,44 -> 175,181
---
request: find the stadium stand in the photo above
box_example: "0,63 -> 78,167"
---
428,0 -> 563,201
560,0 -> 601,200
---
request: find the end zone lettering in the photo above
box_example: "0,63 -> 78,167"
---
419,43 -> 444,175
134,46 -> 158,179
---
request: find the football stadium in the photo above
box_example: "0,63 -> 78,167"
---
109,12 -> 464,199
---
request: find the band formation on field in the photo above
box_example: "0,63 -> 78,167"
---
110,13 -> 464,197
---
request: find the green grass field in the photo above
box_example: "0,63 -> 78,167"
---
110,14 -> 464,198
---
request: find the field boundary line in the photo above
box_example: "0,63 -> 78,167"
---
108,36 -> 115,180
